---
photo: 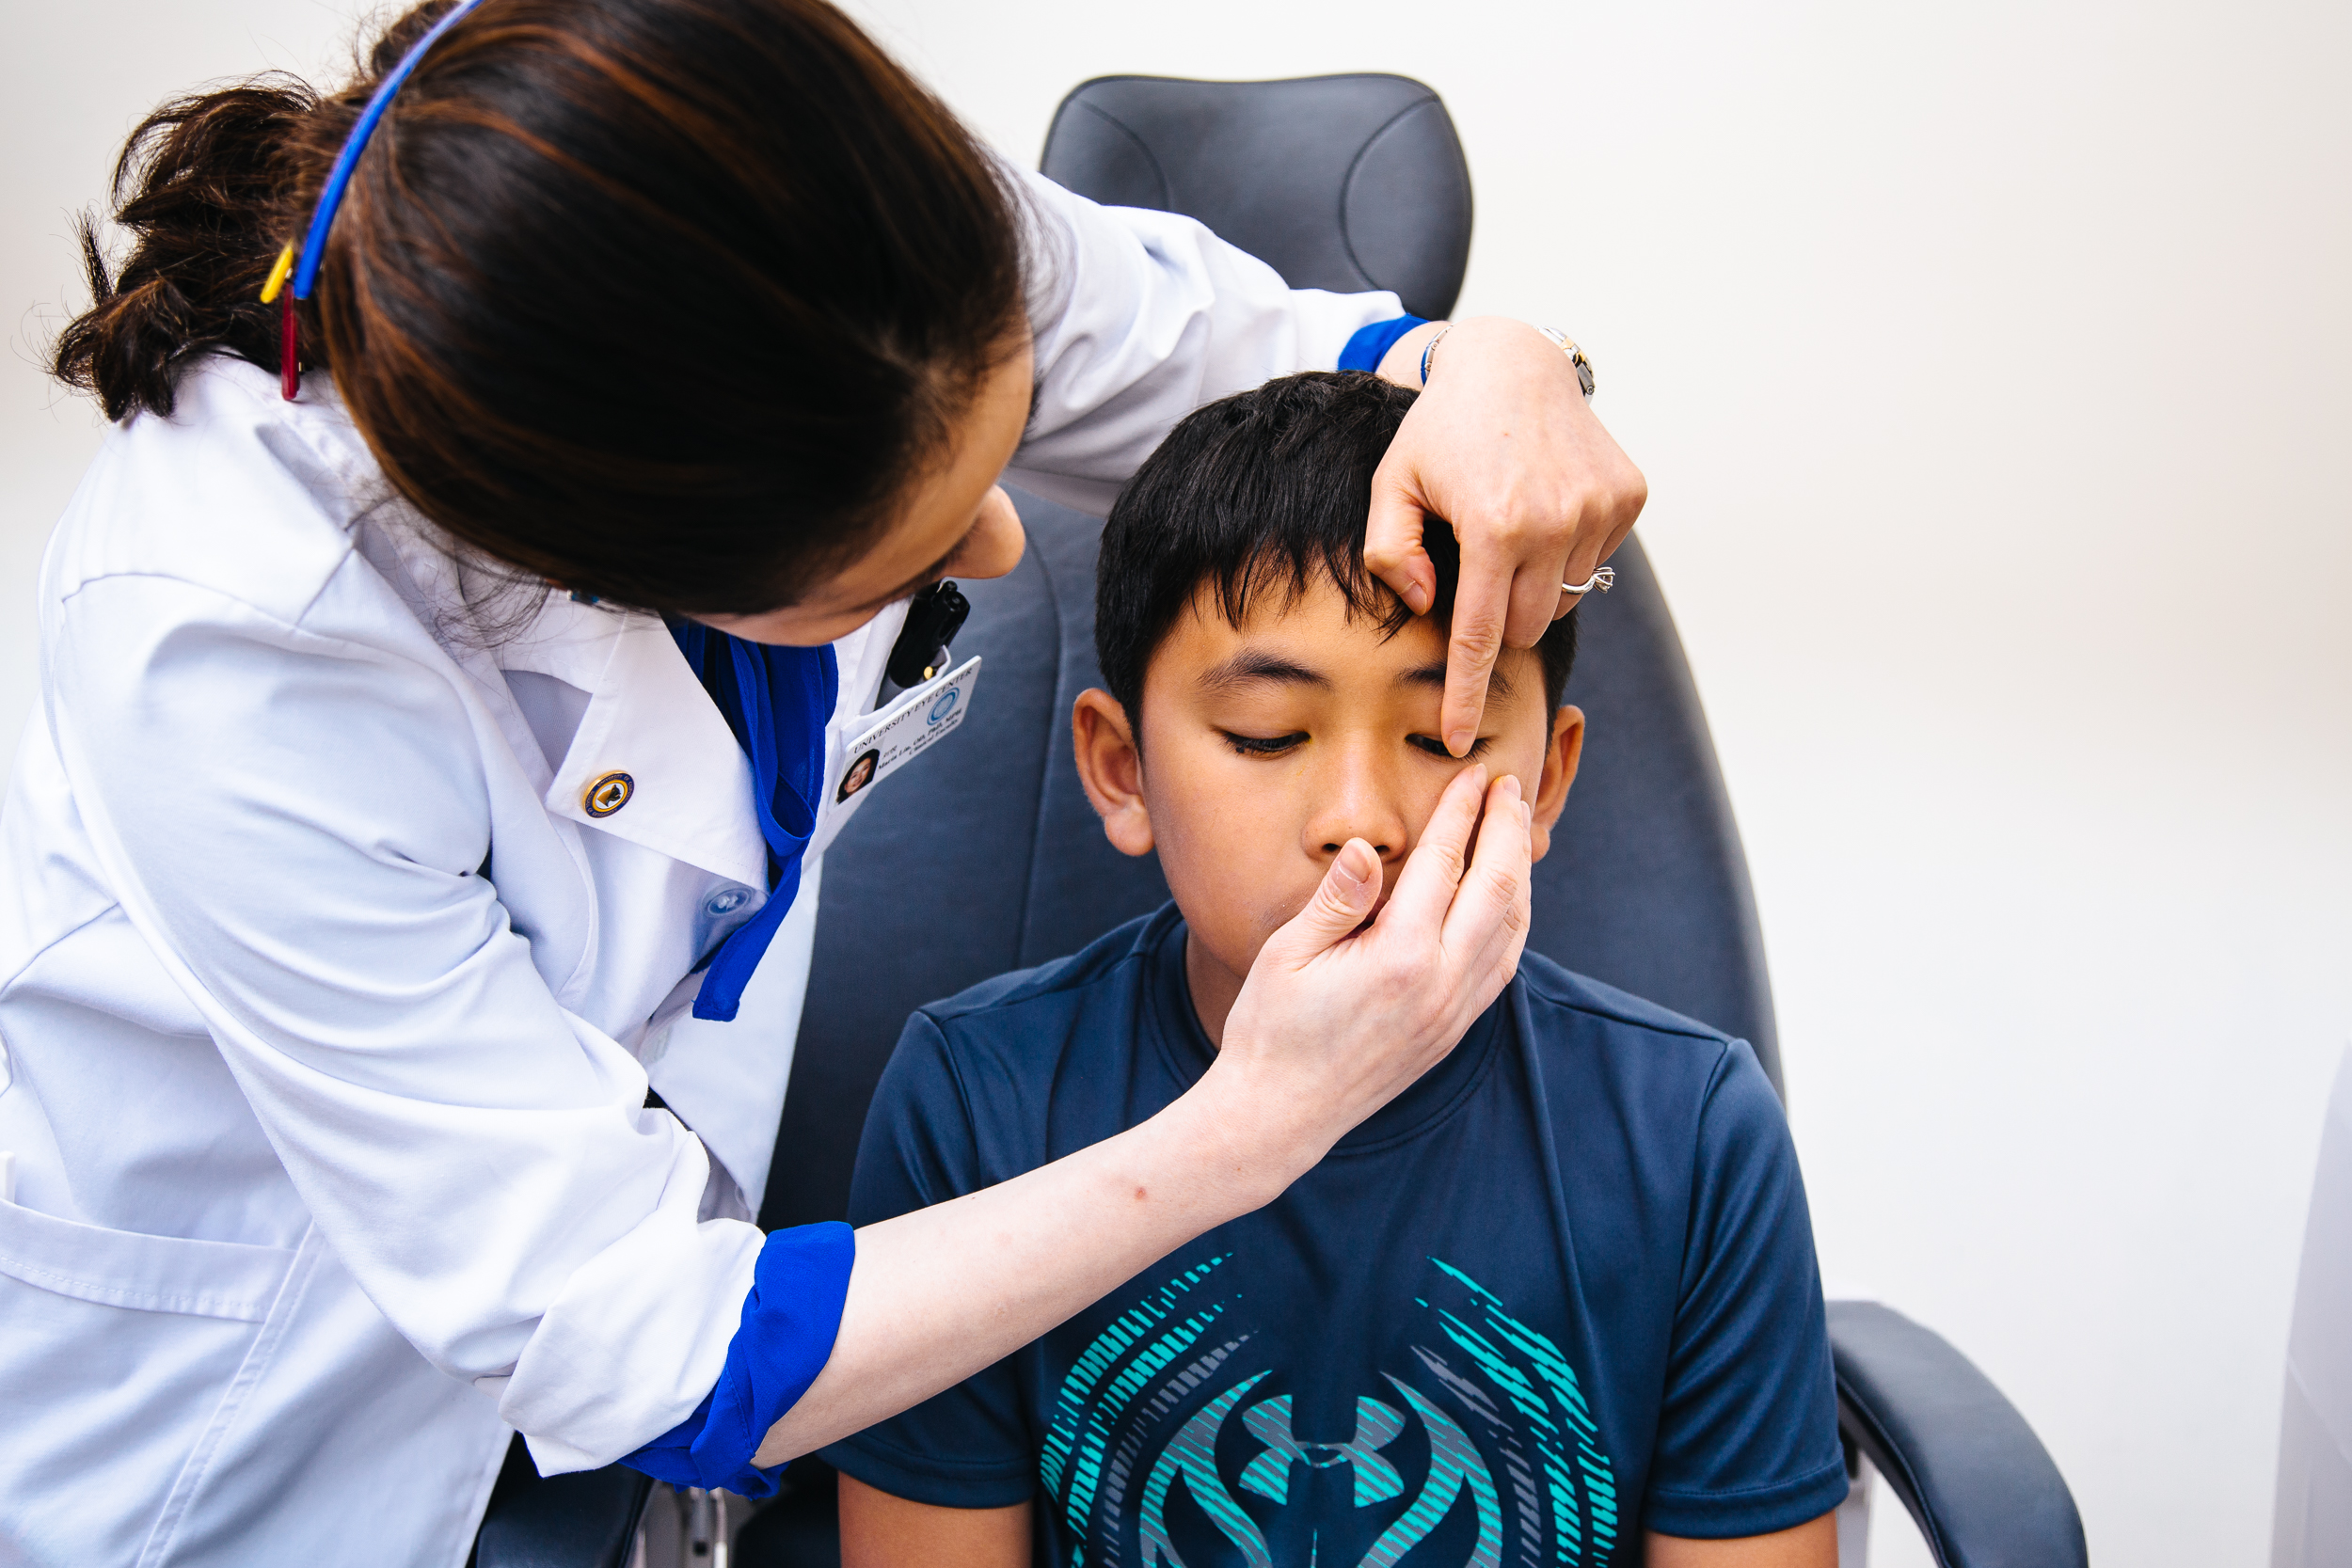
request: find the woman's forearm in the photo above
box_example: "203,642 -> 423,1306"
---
753,1080 -> 1294,1464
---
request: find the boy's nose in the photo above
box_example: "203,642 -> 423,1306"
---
1300,757 -> 1410,869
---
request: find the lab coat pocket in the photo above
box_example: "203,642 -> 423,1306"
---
0,1196 -> 304,1565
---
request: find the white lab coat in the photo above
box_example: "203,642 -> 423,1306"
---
0,169 -> 1395,1567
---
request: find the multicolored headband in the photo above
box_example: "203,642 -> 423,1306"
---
259,0 -> 487,401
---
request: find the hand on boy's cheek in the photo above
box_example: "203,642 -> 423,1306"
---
1073,581 -> 1574,1043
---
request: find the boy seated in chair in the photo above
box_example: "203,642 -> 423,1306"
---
825,372 -> 1845,1568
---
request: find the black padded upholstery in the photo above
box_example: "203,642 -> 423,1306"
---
1829,1303 -> 2089,1568
1041,74 -> 1473,320
1535,537 -> 1781,1085
469,1437 -> 652,1568
763,495 -> 1777,1229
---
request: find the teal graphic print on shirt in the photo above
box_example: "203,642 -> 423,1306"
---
1039,1257 -> 1618,1568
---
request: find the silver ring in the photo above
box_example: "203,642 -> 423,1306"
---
1561,567 -> 1616,595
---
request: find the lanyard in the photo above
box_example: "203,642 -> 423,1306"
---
668,621 -> 838,1022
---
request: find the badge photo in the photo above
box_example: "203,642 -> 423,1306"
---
835,748 -> 882,803
834,654 -> 983,805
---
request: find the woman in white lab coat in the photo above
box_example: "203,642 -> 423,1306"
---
0,2 -> 1645,1561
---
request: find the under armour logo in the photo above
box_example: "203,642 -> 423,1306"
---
1139,1374 -> 1503,1568
1238,1395 -> 1406,1507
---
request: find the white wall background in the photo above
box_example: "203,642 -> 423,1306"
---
6,2 -> 2347,1562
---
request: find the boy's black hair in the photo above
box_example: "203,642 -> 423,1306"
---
1096,371 -> 1577,734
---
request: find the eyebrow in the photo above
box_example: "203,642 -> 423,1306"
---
1198,650 -> 1332,692
1397,657 -> 1516,702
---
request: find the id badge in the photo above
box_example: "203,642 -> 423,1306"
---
830,653 -> 982,807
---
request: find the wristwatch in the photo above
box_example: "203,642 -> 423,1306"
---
1536,326 -> 1597,398
1419,323 -> 1597,398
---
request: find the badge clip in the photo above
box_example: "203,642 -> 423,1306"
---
882,579 -> 972,700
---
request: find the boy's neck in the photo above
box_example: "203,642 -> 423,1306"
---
1182,929 -> 1247,1049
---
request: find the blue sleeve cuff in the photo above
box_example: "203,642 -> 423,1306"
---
1643,1456 -> 1851,1539
1337,314 -> 1429,372
618,1221 -> 855,1497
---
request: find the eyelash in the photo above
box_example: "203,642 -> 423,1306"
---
1219,732 -> 1492,760
1222,731 -> 1307,757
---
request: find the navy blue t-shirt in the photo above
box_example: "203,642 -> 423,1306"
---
827,906 -> 1844,1564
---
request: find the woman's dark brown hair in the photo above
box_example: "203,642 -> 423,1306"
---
52,0 -> 1026,615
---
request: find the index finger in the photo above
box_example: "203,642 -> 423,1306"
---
1439,556 -> 1516,756
1440,772 -> 1533,1002
1377,763 -> 1489,942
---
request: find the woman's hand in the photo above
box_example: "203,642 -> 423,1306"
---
752,765 -> 1531,1465
1369,316 -> 1648,757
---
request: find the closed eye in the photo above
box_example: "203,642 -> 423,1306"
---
1409,734 -> 1492,759
1221,730 -> 1308,757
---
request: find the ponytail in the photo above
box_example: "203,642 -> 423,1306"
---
52,80 -> 318,422
45,0 -> 1027,622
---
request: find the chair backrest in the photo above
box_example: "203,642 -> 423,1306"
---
1041,74 -> 1473,320
761,75 -> 1778,1231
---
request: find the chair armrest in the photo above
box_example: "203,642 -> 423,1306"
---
469,1455 -> 652,1568
1827,1301 -> 2086,1568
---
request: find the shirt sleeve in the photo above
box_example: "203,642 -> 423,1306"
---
621,1220 -> 854,1497
1338,314 -> 1430,372
1644,1040 -> 1849,1538
44,567 -> 772,1475
820,1011 -> 1039,1507
1005,167 -> 1403,515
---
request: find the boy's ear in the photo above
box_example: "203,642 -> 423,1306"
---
1071,689 -> 1155,857
1528,705 -> 1585,864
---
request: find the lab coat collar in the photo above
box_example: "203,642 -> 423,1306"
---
269,368 -> 765,892
508,598 -> 767,892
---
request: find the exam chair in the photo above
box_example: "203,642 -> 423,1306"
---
476,74 -> 2088,1568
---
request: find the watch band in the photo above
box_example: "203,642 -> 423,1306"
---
1536,326 -> 1597,398
1418,324 -> 1597,398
